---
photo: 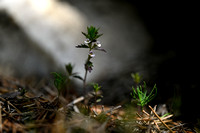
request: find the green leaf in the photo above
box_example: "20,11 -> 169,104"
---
96,99 -> 102,103
82,26 -> 102,41
131,73 -> 142,84
73,75 -> 83,81
85,60 -> 93,70
65,63 -> 73,75
92,83 -> 101,92
76,44 -> 89,48
81,32 -> 88,38
51,72 -> 66,93
130,82 -> 157,108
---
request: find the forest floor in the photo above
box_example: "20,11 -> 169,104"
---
0,75 -> 198,133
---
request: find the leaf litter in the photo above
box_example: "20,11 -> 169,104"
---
0,75 -> 196,133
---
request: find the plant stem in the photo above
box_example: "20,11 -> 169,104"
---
83,48 -> 92,95
83,69 -> 88,95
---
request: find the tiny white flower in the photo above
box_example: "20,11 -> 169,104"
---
97,43 -> 101,48
92,41 -> 101,48
89,51 -> 95,58
84,38 -> 91,44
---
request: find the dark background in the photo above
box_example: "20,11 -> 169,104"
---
131,1 -> 199,123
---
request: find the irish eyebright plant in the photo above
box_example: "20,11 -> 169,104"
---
76,26 -> 106,95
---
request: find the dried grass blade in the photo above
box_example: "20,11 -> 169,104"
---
149,105 -> 174,133
0,103 -> 2,133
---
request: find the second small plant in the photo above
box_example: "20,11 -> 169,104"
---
130,73 -> 157,110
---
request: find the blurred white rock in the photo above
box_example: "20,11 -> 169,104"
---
0,0 -> 151,82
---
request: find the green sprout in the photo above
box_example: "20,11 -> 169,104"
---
76,26 -> 106,95
52,63 -> 82,96
92,83 -> 101,93
51,72 -> 66,96
91,83 -> 103,113
131,73 -> 142,85
81,26 -> 103,42
92,83 -> 103,103
131,82 -> 157,110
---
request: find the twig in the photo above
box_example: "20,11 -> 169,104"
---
154,119 -> 173,124
170,123 -> 186,130
142,110 -> 150,116
67,96 -> 84,107
92,109 -> 98,116
73,105 -> 80,113
101,105 -> 104,113
136,112 -> 142,118
0,97 -> 6,102
7,101 -> 22,114
0,103 -> 2,133
149,105 -> 173,133
67,91 -> 102,107
161,114 -> 173,120
105,105 -> 122,114
136,117 -> 157,121
153,120 -> 160,132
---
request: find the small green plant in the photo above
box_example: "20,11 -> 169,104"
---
76,26 -> 106,94
131,73 -> 142,85
131,81 -> 157,110
88,83 -> 103,113
92,83 -> 101,94
52,63 -> 82,96
92,83 -> 103,103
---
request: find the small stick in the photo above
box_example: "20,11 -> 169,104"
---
136,112 -> 142,118
101,105 -> 104,112
154,119 -> 173,124
67,96 -> 84,107
170,123 -> 185,130
105,105 -> 121,114
149,105 -> 173,133
73,105 -> 80,113
161,114 -> 173,120
136,112 -> 147,125
0,103 -> 2,133
137,117 -> 157,121
7,101 -> 22,114
142,110 -> 150,116
153,120 -> 160,132
0,97 -> 6,102
92,109 -> 98,116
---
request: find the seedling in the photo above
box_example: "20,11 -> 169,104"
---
131,81 -> 157,110
131,73 -> 142,85
52,63 -> 82,96
89,83 -> 103,113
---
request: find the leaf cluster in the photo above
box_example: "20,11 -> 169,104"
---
131,82 -> 157,108
92,83 -> 101,93
82,26 -> 103,42
51,72 -> 66,95
85,60 -> 93,73
76,26 -> 106,53
65,63 -> 83,80
52,63 -> 83,95
131,73 -> 142,85
89,83 -> 103,104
